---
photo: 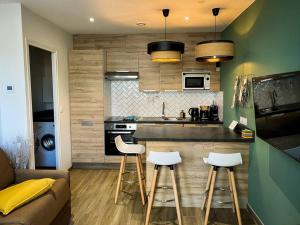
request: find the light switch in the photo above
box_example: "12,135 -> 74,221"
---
5,84 -> 14,94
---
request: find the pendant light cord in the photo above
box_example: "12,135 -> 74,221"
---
214,15 -> 217,40
165,16 -> 167,40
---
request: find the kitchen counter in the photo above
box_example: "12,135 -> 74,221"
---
133,125 -> 254,142
104,116 -> 223,124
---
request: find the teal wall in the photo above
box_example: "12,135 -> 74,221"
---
221,0 -> 300,224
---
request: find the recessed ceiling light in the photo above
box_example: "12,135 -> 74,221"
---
184,16 -> 190,21
89,17 -> 95,23
136,22 -> 146,26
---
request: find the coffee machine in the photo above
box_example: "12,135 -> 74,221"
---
209,103 -> 219,121
200,106 -> 210,120
188,107 -> 199,121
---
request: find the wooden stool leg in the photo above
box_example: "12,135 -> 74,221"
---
120,154 -> 127,191
138,154 -> 146,190
230,170 -> 243,225
136,155 -> 145,205
138,154 -> 144,176
227,169 -> 236,213
170,166 -> 183,225
115,155 -> 125,204
204,168 -> 217,225
145,166 -> 159,225
201,166 -> 214,210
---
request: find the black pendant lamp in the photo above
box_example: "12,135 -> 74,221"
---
147,9 -> 185,63
195,8 -> 234,63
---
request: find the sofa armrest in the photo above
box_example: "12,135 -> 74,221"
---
14,169 -> 70,185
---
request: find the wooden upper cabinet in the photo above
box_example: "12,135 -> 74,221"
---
106,50 -> 138,71
159,63 -> 183,91
138,53 -> 160,92
210,70 -> 220,91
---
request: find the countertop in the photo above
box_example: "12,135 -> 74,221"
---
104,116 -> 223,124
133,126 -> 254,142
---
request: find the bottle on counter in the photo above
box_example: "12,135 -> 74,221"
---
179,110 -> 186,119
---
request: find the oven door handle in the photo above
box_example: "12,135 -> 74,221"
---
107,131 -> 133,134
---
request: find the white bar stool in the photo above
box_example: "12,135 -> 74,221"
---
145,151 -> 183,225
114,135 -> 146,205
202,152 -> 243,225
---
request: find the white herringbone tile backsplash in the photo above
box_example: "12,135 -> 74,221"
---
110,81 -> 223,120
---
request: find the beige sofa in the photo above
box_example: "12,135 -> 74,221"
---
0,149 -> 71,225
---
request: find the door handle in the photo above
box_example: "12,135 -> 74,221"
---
108,131 -> 132,134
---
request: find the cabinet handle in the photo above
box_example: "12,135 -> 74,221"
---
164,90 -> 179,92
143,90 -> 158,92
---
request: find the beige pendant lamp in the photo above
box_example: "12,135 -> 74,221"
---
195,8 -> 234,63
147,9 -> 185,63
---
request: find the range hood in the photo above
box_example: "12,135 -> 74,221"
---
105,71 -> 139,80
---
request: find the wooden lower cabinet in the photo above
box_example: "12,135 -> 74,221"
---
144,141 -> 249,208
69,50 -> 105,163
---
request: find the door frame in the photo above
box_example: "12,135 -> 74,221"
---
24,37 -> 61,169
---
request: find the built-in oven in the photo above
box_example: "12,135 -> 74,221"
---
182,71 -> 210,90
105,123 -> 137,155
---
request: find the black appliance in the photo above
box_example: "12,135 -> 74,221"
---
209,104 -> 219,121
252,71 -> 300,162
105,123 -> 137,155
188,107 -> 199,121
200,106 -> 210,120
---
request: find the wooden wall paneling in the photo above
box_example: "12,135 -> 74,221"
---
73,34 -> 126,50
69,50 -> 105,163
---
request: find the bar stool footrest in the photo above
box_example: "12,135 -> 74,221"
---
156,186 -> 173,190
154,198 -> 175,203
215,200 -> 233,205
215,186 -> 231,191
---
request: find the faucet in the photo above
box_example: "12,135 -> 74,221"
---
162,102 -> 166,119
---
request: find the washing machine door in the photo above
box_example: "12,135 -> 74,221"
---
41,134 -> 55,151
34,122 -> 56,168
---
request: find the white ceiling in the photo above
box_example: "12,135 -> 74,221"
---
4,0 -> 255,34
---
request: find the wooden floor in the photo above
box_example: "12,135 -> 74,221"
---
70,169 -> 256,225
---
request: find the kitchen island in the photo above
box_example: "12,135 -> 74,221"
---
133,125 -> 254,208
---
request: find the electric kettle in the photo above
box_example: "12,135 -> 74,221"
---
188,107 -> 199,121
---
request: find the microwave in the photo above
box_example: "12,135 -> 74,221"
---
182,71 -> 210,90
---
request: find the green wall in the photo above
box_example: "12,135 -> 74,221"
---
221,0 -> 300,224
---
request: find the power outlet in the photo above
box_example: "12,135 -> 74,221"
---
240,116 -> 248,126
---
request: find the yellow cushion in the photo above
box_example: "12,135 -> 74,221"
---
0,178 -> 55,215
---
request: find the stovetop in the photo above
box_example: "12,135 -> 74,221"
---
107,116 -> 139,123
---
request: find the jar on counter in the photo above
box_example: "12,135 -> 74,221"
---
179,110 -> 186,119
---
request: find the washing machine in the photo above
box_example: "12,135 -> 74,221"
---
33,122 -> 56,168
